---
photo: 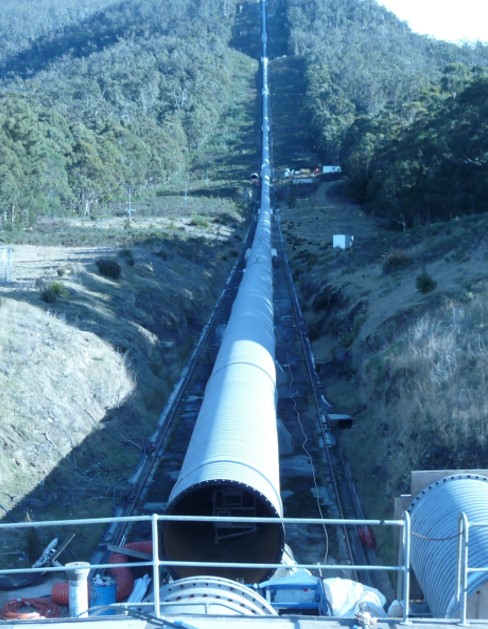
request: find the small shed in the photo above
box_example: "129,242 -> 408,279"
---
332,235 -> 353,250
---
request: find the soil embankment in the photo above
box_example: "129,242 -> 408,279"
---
0,209 -> 246,561
281,181 -> 488,558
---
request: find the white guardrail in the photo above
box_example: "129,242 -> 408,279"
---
1,511 -> 485,624
0,513 -> 415,622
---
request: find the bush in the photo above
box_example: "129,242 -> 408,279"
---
96,258 -> 121,279
382,249 -> 413,274
342,315 -> 366,348
307,320 -> 323,341
120,248 -> 135,266
416,271 -> 437,293
40,281 -> 68,303
189,215 -> 210,228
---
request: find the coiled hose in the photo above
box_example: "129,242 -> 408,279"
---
1,597 -> 60,620
51,540 -> 153,606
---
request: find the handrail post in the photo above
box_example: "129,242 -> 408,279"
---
401,511 -> 412,624
457,512 -> 470,626
151,513 -> 161,618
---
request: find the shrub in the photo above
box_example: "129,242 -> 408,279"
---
96,258 -> 121,279
120,248 -> 135,266
342,315 -> 366,348
307,319 -> 323,341
215,212 -> 238,226
416,271 -> 437,293
189,215 -> 210,228
40,281 -> 68,303
382,249 -> 413,274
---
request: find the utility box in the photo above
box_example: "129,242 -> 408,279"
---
322,165 -> 342,174
333,235 -> 353,250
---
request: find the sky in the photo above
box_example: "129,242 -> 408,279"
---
375,0 -> 488,44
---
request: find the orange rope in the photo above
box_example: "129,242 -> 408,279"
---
1,597 -> 60,620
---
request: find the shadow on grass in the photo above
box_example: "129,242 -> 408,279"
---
0,230 -> 243,562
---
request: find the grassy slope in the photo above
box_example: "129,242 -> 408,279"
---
0,206 -> 246,559
266,0 -> 319,173
281,181 -> 488,561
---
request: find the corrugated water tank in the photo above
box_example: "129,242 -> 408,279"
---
408,474 -> 488,618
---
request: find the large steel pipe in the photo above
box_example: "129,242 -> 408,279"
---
162,235 -> 283,582
162,1 -> 283,581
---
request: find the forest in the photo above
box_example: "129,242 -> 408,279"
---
0,0 -> 238,227
0,0 -> 487,230
284,0 -> 488,226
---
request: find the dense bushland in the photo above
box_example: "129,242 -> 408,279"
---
0,0 -> 240,228
283,0 -> 488,226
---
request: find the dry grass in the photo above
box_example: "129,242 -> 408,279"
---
382,294 -> 488,448
382,248 -> 413,275
0,202 -> 247,561
0,298 -> 134,497
281,182 -> 488,538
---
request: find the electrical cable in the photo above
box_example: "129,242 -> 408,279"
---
286,356 -> 329,569
0,597 -> 60,620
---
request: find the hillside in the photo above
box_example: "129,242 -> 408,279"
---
0,0 -> 263,561
268,0 -> 488,227
266,0 -> 488,565
0,0 -> 256,230
281,181 -> 488,558
0,196 -> 248,560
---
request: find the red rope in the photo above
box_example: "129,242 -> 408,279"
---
1,597 -> 61,620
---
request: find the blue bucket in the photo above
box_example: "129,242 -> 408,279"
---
89,578 -> 117,616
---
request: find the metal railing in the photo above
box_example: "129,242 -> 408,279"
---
0,512 -> 414,622
457,513 -> 488,626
